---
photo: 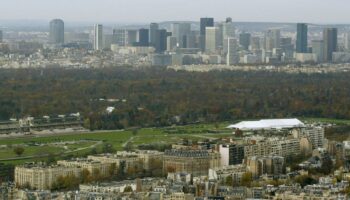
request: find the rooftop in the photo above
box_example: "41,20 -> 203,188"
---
227,118 -> 305,131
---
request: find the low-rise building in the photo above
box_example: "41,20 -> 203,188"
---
57,159 -> 112,177
15,163 -> 80,190
163,149 -> 213,176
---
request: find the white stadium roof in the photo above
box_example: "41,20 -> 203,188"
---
227,118 -> 305,130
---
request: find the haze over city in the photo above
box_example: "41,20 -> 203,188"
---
1,0 -> 350,24
3,0 -> 350,199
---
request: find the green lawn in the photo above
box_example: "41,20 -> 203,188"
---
0,122 -> 233,164
302,117 -> 350,125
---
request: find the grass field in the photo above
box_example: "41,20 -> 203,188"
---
0,122 -> 232,164
1,118 -> 345,165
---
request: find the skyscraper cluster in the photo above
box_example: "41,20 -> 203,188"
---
43,18 -> 344,65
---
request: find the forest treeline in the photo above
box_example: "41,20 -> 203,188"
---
0,67 -> 349,129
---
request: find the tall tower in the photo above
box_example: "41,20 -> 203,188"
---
138,28 -> 149,46
171,23 -> 191,48
239,32 -> 251,50
94,24 -> 103,50
205,27 -> 220,53
296,23 -> 308,53
323,28 -> 338,62
0,30 -> 3,43
49,19 -> 64,44
200,18 -> 214,51
149,23 -> 159,48
265,29 -> 281,51
227,37 -> 239,65
312,40 -> 324,63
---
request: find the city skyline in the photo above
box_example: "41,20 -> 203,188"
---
1,0 -> 350,24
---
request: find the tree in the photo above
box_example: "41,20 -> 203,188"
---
102,143 -> 115,153
13,147 -> 25,157
294,175 -> 317,187
241,172 -> 253,187
225,175 -> 233,186
132,128 -> 139,136
81,169 -> 92,184
320,156 -> 334,174
117,161 -> 126,180
124,185 -> 133,193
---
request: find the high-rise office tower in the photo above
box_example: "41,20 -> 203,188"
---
167,36 -> 177,51
154,29 -> 167,52
127,30 -> 138,46
280,37 -> 294,58
265,29 -> 281,51
200,18 -> 214,36
0,30 -> 2,43
171,23 -> 191,48
323,28 -> 338,62
296,23 -> 308,53
138,28 -> 149,46
250,37 -> 261,50
113,29 -> 126,46
200,18 -> 214,50
222,17 -> 235,53
312,40 -> 324,63
239,32 -> 251,50
345,33 -> 350,51
205,27 -> 220,53
94,24 -> 103,50
149,23 -> 159,48
227,37 -> 239,65
49,19 -> 64,44
223,17 -> 235,39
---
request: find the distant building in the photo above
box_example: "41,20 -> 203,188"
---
49,19 -> 64,44
154,29 -> 168,52
244,137 -> 300,158
126,30 -> 138,46
15,164 -> 80,190
293,126 -> 325,149
138,28 -> 149,47
205,27 -> 220,53
312,40 -> 324,62
171,23 -> 191,48
209,164 -> 246,184
323,28 -> 338,62
219,144 -> 245,166
113,29 -> 127,46
167,36 -> 177,51
57,159 -> 112,177
296,23 -> 308,53
0,30 -> 3,43
227,37 -> 239,65
149,23 -> 159,48
239,33 -> 251,50
265,29 -> 281,51
200,17 -> 214,50
94,24 -> 103,50
294,53 -> 318,63
246,156 -> 285,178
163,149 -> 216,176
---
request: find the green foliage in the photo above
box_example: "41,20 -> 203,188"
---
241,172 -> 253,187
123,185 -> 133,193
52,174 -> 80,190
1,68 -> 350,128
294,175 -> 317,187
13,147 -> 25,157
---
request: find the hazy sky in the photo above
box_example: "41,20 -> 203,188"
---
1,0 -> 349,24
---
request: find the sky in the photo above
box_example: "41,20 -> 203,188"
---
1,0 -> 349,24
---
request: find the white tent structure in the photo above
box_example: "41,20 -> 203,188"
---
227,118 -> 305,131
